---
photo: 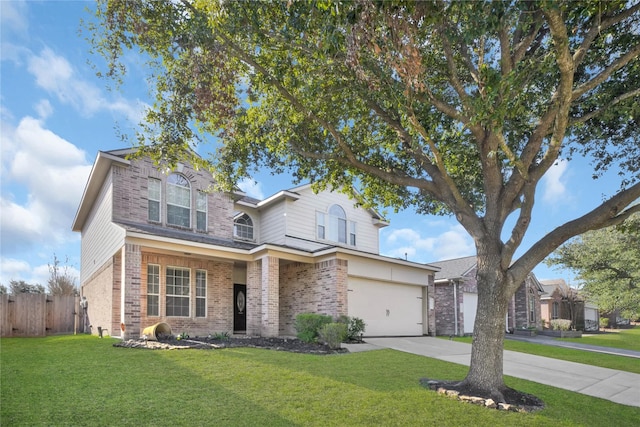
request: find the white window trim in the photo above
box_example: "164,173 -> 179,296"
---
166,174 -> 191,228
165,266 -> 191,317
234,212 -> 254,241
195,269 -> 207,318
148,178 -> 161,223
196,191 -> 207,232
316,205 -> 356,246
147,264 -> 160,317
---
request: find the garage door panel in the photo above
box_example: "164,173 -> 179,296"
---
347,278 -> 423,336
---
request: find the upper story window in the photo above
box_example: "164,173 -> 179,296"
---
328,205 -> 347,243
167,174 -> 191,228
317,204 -> 356,246
196,191 -> 207,232
148,178 -> 161,222
234,213 -> 254,240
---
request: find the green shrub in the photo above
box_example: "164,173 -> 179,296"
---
550,319 -> 572,331
318,322 -> 347,349
347,317 -> 366,341
295,313 -> 333,342
600,318 -> 609,329
211,331 -> 230,341
335,315 -> 366,341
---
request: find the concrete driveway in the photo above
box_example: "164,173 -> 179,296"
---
343,336 -> 640,407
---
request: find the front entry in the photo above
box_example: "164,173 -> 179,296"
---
233,284 -> 247,333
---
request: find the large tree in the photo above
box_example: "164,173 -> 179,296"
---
547,213 -> 640,320
89,0 -> 640,401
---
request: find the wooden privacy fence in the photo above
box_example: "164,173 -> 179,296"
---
1,294 -> 85,337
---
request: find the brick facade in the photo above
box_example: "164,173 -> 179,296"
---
513,278 -> 542,330
434,283 -> 458,336
246,260 -> 262,335
81,258 -> 115,337
138,252 -> 234,337
111,157 -> 234,240
278,259 -> 348,336
261,256 -> 280,337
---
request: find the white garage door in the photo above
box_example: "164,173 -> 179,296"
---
347,278 -> 424,336
463,292 -> 478,334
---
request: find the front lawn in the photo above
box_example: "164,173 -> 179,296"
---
450,327 -> 640,374
560,326 -> 640,352
1,335 -> 639,426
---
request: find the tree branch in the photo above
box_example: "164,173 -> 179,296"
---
512,10 -> 545,65
573,3 -> 640,67
572,43 -> 640,101
571,87 -> 640,125
437,25 -> 474,109
511,182 -> 640,283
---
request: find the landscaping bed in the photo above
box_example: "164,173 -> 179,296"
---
114,335 -> 350,354
540,330 -> 582,338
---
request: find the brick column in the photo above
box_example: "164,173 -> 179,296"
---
120,243 -> 141,339
245,260 -> 262,335
261,256 -> 280,337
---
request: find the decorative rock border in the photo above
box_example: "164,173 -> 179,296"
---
420,379 -> 544,413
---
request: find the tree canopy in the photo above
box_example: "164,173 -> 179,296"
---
89,0 -> 640,402
547,213 -> 640,320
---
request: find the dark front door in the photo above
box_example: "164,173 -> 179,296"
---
233,284 -> 247,333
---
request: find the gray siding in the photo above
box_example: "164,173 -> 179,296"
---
80,171 -> 125,283
258,202 -> 286,245
284,187 -> 380,253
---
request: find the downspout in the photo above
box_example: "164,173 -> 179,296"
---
452,280 -> 458,336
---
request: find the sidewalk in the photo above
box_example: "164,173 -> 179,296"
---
343,336 -> 640,407
505,333 -> 640,358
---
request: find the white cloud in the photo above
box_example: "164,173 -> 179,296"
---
0,116 -> 91,256
26,48 -> 146,123
0,1 -> 29,38
34,99 -> 53,120
382,223 -> 474,263
238,178 -> 265,200
541,159 -> 570,204
0,257 -> 32,285
0,257 -> 79,288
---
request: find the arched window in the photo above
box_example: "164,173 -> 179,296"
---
167,174 -> 191,227
328,204 -> 347,244
317,204 -> 356,246
234,213 -> 254,240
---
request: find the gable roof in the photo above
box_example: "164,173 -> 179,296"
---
72,149 -> 131,232
430,256 -> 477,281
235,182 -> 389,226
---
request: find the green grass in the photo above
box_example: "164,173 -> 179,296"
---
2,336 -> 639,426
449,326 -> 640,374
559,326 -> 640,351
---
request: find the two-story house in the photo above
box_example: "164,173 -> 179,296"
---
72,149 -> 438,339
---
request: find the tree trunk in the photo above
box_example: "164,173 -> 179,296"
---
458,252 -> 512,402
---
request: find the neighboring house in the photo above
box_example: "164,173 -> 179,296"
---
429,256 -> 544,336
540,279 -> 600,331
72,149 -> 438,339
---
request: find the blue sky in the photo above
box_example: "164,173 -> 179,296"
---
0,1 -> 626,289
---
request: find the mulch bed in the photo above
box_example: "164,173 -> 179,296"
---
420,379 -> 545,413
113,335 -> 349,354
